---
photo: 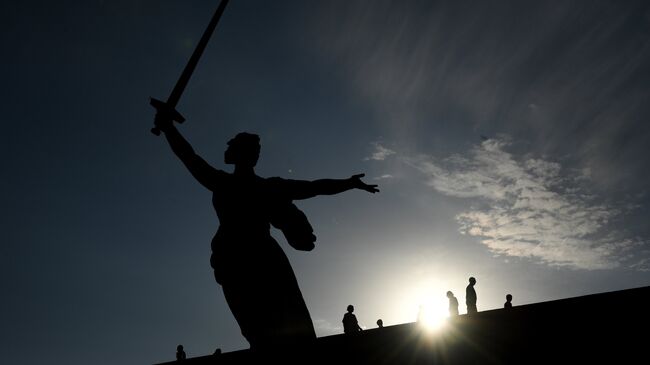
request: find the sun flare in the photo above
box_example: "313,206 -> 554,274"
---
417,296 -> 449,332
388,276 -> 455,333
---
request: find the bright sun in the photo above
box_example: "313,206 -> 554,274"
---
390,277 -> 453,333
417,296 -> 449,332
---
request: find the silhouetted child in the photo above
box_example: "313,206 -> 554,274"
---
343,305 -> 363,334
176,345 -> 186,361
466,277 -> 478,314
504,294 -> 513,309
447,291 -> 459,316
376,319 -> 384,328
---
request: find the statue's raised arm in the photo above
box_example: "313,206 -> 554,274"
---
154,111 -> 223,191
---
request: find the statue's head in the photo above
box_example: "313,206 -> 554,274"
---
447,291 -> 454,298
224,132 -> 260,167
469,277 -> 476,285
347,304 -> 354,313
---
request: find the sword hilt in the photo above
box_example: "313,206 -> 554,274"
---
150,97 -> 186,136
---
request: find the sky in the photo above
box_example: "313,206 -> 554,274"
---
1,0 -> 650,364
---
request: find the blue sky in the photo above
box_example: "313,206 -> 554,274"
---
1,1 -> 649,364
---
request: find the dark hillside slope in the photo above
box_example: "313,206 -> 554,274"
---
155,286 -> 650,364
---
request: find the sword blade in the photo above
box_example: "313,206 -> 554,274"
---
151,0 -> 230,135
167,0 -> 230,107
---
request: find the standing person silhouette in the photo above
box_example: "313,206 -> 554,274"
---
504,294 -> 513,308
153,115 -> 378,350
446,291 -> 459,316
466,277 -> 478,315
176,345 -> 186,361
343,305 -> 363,334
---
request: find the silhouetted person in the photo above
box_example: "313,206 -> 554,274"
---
504,294 -> 513,309
447,291 -> 459,316
343,305 -> 363,334
154,115 -> 378,350
176,345 -> 186,361
377,319 -> 384,328
466,277 -> 477,314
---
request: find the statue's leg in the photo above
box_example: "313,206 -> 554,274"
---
269,250 -> 317,343
213,238 -> 316,349
221,282 -> 265,349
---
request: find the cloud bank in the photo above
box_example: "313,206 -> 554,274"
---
371,139 -> 645,270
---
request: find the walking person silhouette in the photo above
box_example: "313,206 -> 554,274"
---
447,291 -> 459,316
153,114 -> 378,350
466,277 -> 478,315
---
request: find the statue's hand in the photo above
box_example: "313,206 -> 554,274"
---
154,109 -> 174,132
350,173 -> 379,193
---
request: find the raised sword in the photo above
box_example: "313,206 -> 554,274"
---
150,0 -> 230,135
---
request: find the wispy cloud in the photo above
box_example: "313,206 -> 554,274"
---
374,174 -> 394,180
380,139 -> 646,270
365,142 -> 396,161
630,257 -> 650,272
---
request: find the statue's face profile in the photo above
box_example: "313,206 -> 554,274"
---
224,132 -> 260,167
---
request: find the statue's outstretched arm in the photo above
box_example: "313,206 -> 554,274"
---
291,174 -> 379,200
155,113 -> 221,190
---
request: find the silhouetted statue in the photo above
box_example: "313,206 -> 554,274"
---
343,305 -> 363,334
376,319 -> 384,328
447,291 -> 459,316
466,277 -> 477,314
153,115 -> 378,350
176,345 -> 186,361
504,294 -> 513,309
